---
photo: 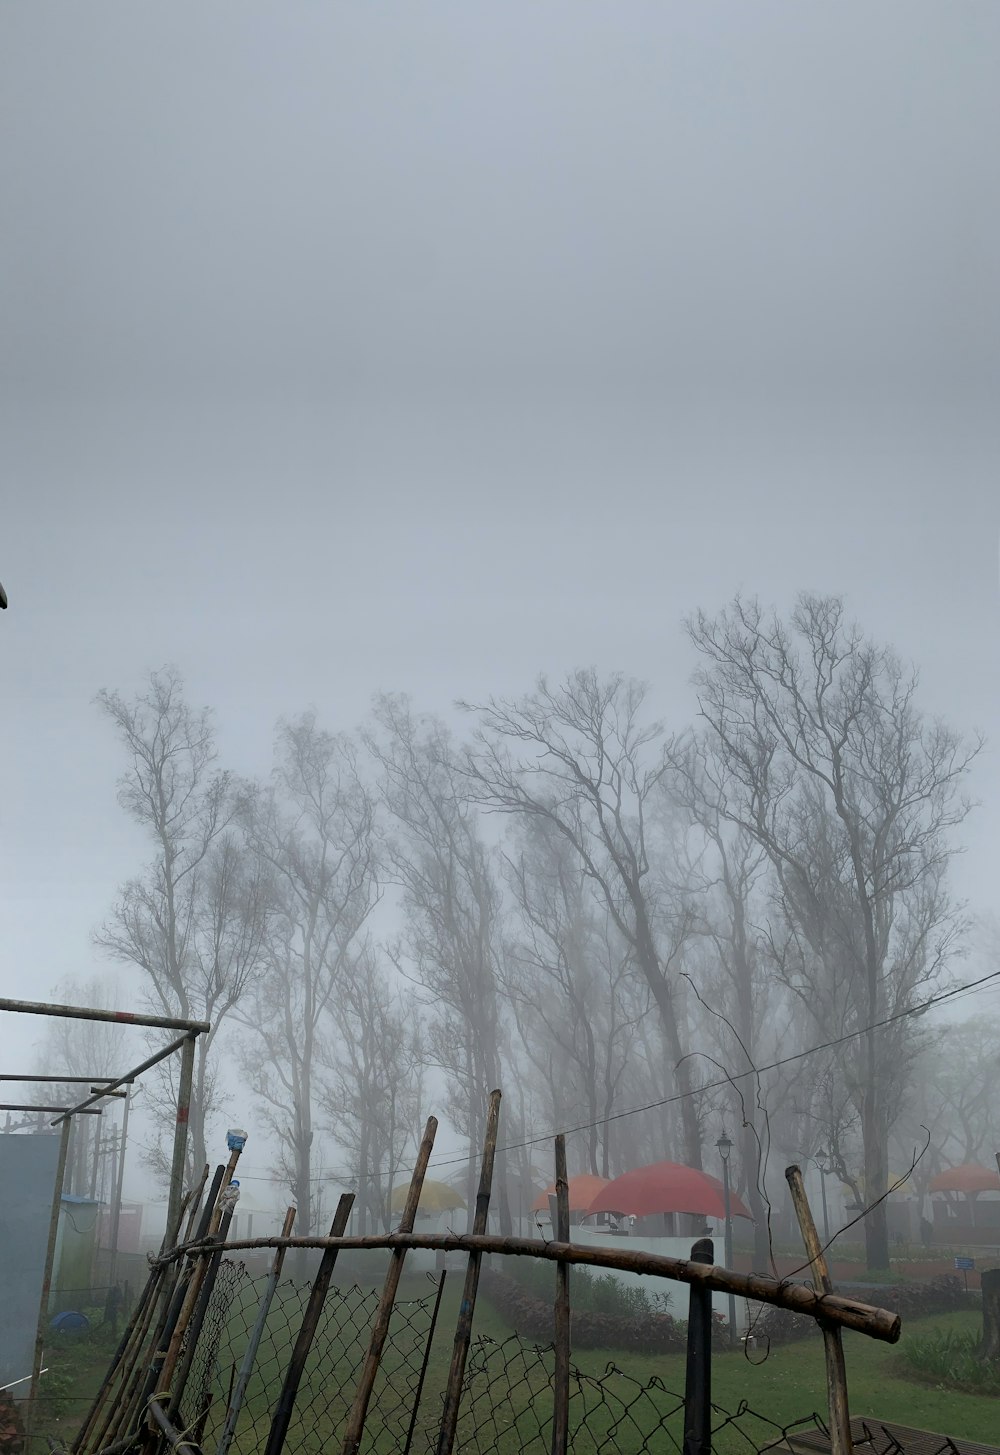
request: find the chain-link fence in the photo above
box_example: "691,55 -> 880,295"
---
176,1265 -> 444,1455
168,1262 -> 827,1455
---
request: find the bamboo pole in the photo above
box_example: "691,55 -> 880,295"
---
148,1397 -> 206,1455
262,1194 -> 355,1455
157,1144 -> 243,1405
168,1231 -> 900,1343
435,1089 -> 502,1455
167,1207 -> 235,1422
136,1166 -> 228,1441
340,1118 -> 438,1455
786,1165 -> 853,1455
551,1134 -> 571,1455
73,1253 -> 163,1454
80,1192 -> 198,1455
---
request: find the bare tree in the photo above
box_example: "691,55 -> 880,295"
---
669,740 -> 783,1268
502,815 -> 648,1179
321,945 -> 425,1233
687,593 -> 980,1269
367,695 -> 511,1229
36,975 -> 129,1199
462,671 -> 704,1169
240,714 -> 379,1238
95,669 -> 270,1179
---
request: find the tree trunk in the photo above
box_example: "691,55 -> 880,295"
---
740,1122 -> 772,1271
862,1090 -> 890,1272
979,1270 -> 1000,1360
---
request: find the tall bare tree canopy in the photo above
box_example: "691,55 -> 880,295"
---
463,670 -> 703,1169
96,669 -> 270,1179
687,593 -> 981,1269
367,694 -> 511,1228
241,713 -> 380,1237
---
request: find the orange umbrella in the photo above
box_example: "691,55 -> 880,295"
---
532,1174 -> 609,1214
928,1164 -> 1000,1195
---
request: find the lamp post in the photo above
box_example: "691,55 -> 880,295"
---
715,1130 -> 737,1346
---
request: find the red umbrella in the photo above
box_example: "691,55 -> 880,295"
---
532,1174 -> 610,1214
586,1161 -> 752,1221
928,1164 -> 1000,1195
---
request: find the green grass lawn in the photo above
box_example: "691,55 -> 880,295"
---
29,1276 -> 999,1455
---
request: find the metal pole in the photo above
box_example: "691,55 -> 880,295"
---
721,1158 -> 737,1346
0,1074 -> 126,1084
0,996 -> 209,1034
26,1118 -> 72,1450
51,1033 -> 194,1124
108,1091 -> 131,1291
165,1035 -> 197,1250
682,1237 -> 714,1455
0,1103 -> 101,1115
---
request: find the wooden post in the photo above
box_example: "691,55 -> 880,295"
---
435,1089 -> 502,1455
786,1165 -> 853,1455
551,1134 -> 571,1455
340,1118 -> 438,1455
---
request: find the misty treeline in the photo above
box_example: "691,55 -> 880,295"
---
74,593 -> 987,1271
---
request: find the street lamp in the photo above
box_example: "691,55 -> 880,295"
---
715,1130 -> 737,1346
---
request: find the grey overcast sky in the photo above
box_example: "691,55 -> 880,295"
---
1,3 -> 998,1072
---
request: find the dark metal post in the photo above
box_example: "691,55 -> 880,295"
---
683,1237 -> 714,1455
551,1134 -> 571,1455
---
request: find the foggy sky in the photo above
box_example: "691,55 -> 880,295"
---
2,0 -> 998,1093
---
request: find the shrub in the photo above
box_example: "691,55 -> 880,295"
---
483,1266 -> 695,1354
896,1328 -> 1000,1396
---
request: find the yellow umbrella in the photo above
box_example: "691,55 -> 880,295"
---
390,1178 -> 467,1214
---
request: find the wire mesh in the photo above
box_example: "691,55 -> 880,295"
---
175,1263 -> 439,1455
171,1262 -> 828,1455
439,1331 -> 827,1455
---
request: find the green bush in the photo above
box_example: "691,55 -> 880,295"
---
506,1257 -> 671,1317
896,1327 -> 1000,1396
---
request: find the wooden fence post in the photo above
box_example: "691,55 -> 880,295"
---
786,1165 -> 853,1455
